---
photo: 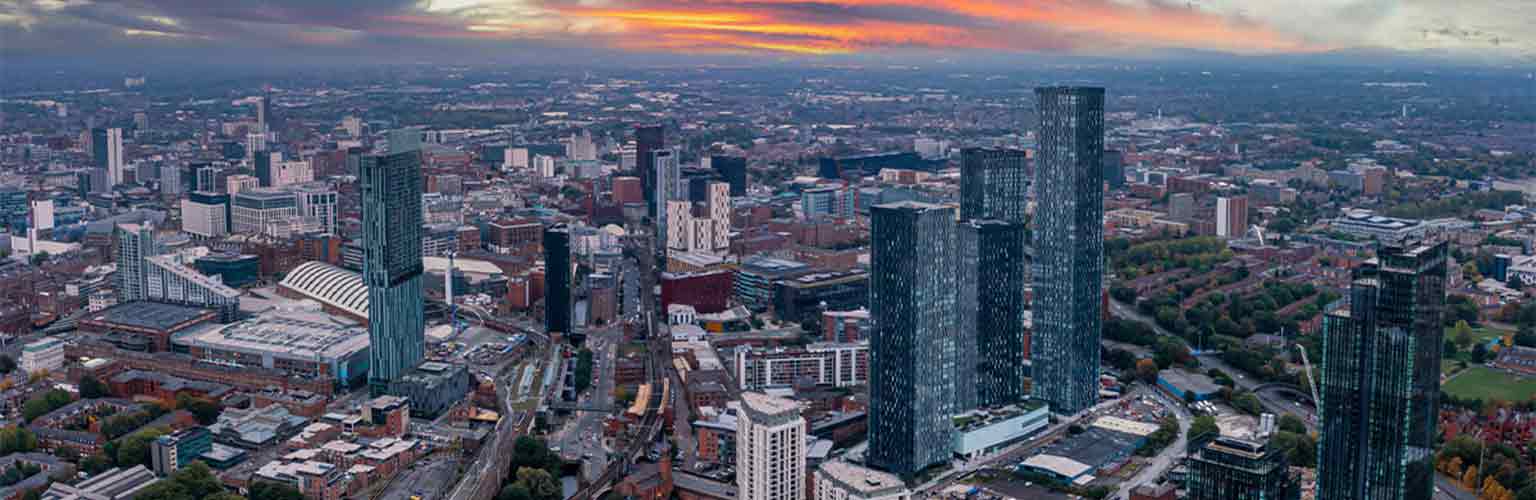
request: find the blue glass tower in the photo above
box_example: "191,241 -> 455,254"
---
867,201 -> 956,477
361,145 -> 426,395
1030,86 -> 1105,415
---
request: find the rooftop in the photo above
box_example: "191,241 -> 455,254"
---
83,301 -> 214,332
176,303 -> 367,362
818,461 -> 907,496
740,392 -> 801,420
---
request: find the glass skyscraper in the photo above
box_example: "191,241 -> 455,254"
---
544,224 -> 572,335
1317,241 -> 1446,500
959,147 -> 1027,222
867,201 -> 956,478
1030,86 -> 1105,415
361,147 -> 426,395
958,220 -> 1029,410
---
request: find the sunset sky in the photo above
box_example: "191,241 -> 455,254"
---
1,0 -> 1530,61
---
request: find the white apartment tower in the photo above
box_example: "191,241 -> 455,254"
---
106,128 -> 125,186
737,392 -> 806,500
666,181 -> 731,255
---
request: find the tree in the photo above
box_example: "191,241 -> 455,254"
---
1190,415 -> 1219,439
130,478 -> 191,500
0,355 -> 14,374
28,251 -> 48,266
510,436 -> 561,475
1454,321 -> 1476,349
515,467 -> 560,500
1473,343 -> 1491,364
22,389 -> 73,423
1278,414 -> 1308,434
0,427 -> 38,454
497,484 -> 533,500
1135,359 -> 1159,383
205,494 -> 246,500
176,394 -> 222,425
79,376 -> 111,399
79,454 -> 113,475
117,428 -> 168,468
1231,392 -> 1263,416
248,482 -> 304,500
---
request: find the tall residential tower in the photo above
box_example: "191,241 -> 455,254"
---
1030,86 -> 1105,415
360,145 -> 426,394
867,201 -> 956,477
1317,241 -> 1447,500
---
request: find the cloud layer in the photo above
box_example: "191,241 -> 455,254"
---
1,0 -> 1530,59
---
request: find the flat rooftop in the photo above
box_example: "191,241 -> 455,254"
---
175,303 -> 367,361
84,301 -> 213,331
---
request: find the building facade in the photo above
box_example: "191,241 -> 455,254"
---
958,220 -> 1028,410
544,224 -> 571,334
1216,196 -> 1248,238
1186,435 -> 1299,500
232,189 -> 298,235
1030,86 -> 1105,415
867,201 -> 956,477
113,223 -> 158,302
360,149 -> 426,395
1317,241 -> 1447,500
959,147 -> 1027,222
736,393 -> 806,500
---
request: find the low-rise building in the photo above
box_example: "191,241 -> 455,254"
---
951,400 -> 1050,459
150,427 -> 213,476
41,465 -> 159,500
20,336 -> 65,375
385,362 -> 470,418
815,461 -> 910,500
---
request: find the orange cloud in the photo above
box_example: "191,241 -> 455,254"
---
545,0 -> 1317,55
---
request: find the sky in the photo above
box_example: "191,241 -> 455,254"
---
0,0 -> 1531,63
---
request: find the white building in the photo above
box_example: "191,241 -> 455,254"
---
565,130 -> 597,161
20,337 -> 66,375
814,461 -> 910,500
341,116 -> 363,138
181,193 -> 229,238
273,159 -> 314,187
505,148 -> 529,171
737,392 -> 806,500
532,154 -> 556,177
30,199 -> 54,231
107,128 -> 125,186
231,189 -> 297,235
666,181 -> 731,255
226,174 -> 259,195
293,184 -> 338,236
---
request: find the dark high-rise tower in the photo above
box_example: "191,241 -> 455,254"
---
1030,86 -> 1105,415
544,224 -> 572,335
1317,241 -> 1447,500
711,155 -> 748,197
959,148 -> 1028,223
361,146 -> 426,395
1103,149 -> 1126,189
958,220 -> 1028,410
253,151 -> 273,188
956,147 -> 1029,411
867,201 -> 956,477
90,128 -> 109,168
636,125 -> 664,212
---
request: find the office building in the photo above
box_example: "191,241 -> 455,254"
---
1103,149 -> 1126,188
799,185 -> 855,220
544,224 -> 572,334
1317,241 -> 1447,500
712,155 -> 748,196
815,461 -> 911,500
736,393 -> 806,500
653,149 -> 681,247
107,128 -> 125,186
150,427 -> 212,477
181,191 -> 230,238
113,223 -> 158,302
360,149 -> 426,395
1030,86 -> 1105,415
636,125 -> 664,210
959,148 -> 1028,222
231,189 -> 297,235
867,201 -> 957,477
1186,435 -> 1299,500
293,184 -> 338,236
20,337 -> 65,375
1216,196 -> 1248,238
958,219 -> 1028,410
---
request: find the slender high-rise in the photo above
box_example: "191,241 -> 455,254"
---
360,145 -> 426,395
1030,86 -> 1105,415
113,223 -> 158,302
106,128 -> 125,186
1317,241 -> 1447,500
636,125 -> 664,212
544,224 -> 571,335
867,201 -> 956,477
957,147 -> 1030,411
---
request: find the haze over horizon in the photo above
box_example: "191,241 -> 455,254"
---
1,0 -> 1532,65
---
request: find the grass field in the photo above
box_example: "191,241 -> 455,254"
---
1442,366 -> 1536,403
1445,326 -> 1511,347
1441,359 -> 1466,377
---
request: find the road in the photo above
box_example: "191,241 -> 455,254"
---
1114,387 -> 1192,500
551,320 -> 619,481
